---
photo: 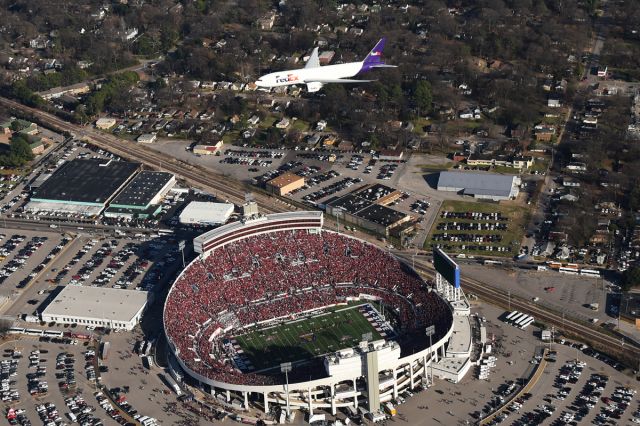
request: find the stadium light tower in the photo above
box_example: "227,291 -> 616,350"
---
281,362 -> 292,420
425,325 -> 436,387
178,240 -> 186,268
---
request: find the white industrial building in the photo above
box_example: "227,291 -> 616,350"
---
41,286 -> 149,331
437,171 -> 521,201
179,201 -> 234,226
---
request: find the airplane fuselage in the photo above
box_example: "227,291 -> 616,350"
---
256,62 -> 363,88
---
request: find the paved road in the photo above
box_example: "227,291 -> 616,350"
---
402,255 -> 640,365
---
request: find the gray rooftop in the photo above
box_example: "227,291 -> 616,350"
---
42,286 -> 149,322
438,171 -> 516,197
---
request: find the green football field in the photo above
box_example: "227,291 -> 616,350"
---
232,304 -> 384,372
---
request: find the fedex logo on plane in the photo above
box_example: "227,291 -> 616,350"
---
276,74 -> 299,83
370,51 -> 382,56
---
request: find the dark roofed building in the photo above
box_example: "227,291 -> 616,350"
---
354,183 -> 401,204
357,204 -> 409,230
327,193 -> 372,215
326,185 -> 411,236
105,171 -> 176,219
27,159 -> 140,216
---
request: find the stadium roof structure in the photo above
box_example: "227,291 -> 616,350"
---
32,159 -> 140,206
437,171 -> 517,199
109,170 -> 174,209
42,285 -> 148,324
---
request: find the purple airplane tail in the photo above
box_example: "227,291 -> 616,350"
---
360,37 -> 396,73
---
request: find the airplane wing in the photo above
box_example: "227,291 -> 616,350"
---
305,47 -> 320,69
310,78 -> 374,83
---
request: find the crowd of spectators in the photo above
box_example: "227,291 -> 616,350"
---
164,229 -> 453,386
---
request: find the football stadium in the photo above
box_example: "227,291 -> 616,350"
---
164,211 -> 465,417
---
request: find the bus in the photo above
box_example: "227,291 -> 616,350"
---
520,317 -> 535,329
547,262 -> 562,270
516,315 -> 533,328
559,267 -> 579,275
580,269 -> 600,277
505,311 -> 520,322
43,330 -> 63,337
510,313 -> 526,324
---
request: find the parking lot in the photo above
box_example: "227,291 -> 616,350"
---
0,227 -> 185,329
426,200 -> 526,256
0,337 -> 117,426
383,302 -> 638,426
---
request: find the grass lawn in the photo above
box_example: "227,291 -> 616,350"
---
418,162 -> 454,173
493,165 -> 522,175
222,130 -> 240,144
258,116 -> 277,129
529,157 -> 550,174
411,117 -> 431,134
424,199 -> 528,257
233,304 -> 382,371
290,119 -> 309,132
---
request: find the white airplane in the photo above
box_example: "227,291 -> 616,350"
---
255,37 -> 396,92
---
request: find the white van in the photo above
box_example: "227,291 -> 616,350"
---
66,412 -> 77,423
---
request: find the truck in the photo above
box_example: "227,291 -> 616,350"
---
22,314 -> 39,323
589,303 -> 599,311
164,374 -> 182,396
100,341 -> 110,360
383,402 -> 397,416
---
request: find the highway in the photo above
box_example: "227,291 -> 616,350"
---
401,255 -> 640,365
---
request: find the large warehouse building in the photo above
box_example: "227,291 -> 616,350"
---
437,171 -> 521,201
179,201 -> 235,226
326,184 -> 410,236
27,159 -> 140,216
104,171 -> 176,219
41,285 -> 149,331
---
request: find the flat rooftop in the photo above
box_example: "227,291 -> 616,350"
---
109,171 -> 174,208
328,193 -> 372,215
42,285 -> 149,322
438,171 -> 516,198
33,159 -> 140,205
355,184 -> 398,202
357,204 -> 407,227
447,315 -> 472,355
267,172 -> 304,188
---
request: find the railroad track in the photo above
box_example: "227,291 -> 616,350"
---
0,97 -> 292,215
406,258 -> 640,362
6,96 -> 638,363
